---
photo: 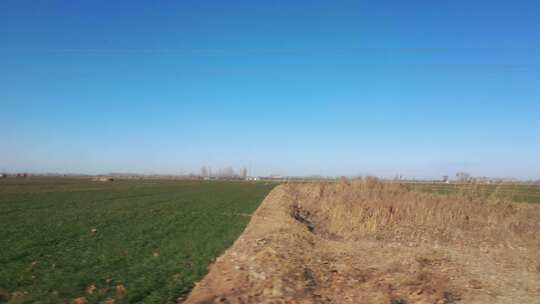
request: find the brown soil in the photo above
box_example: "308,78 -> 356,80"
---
184,179 -> 540,304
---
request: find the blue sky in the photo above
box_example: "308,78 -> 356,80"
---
1,0 -> 539,179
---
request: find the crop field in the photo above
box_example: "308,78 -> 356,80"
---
0,178 -> 276,304
405,182 -> 540,204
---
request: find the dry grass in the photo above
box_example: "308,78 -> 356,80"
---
290,178 -> 540,248
185,178 -> 540,304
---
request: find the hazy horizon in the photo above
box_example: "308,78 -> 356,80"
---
2,1 -> 539,179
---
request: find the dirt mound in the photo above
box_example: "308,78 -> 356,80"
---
184,179 -> 540,304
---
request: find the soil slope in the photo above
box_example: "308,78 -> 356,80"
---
185,180 -> 540,304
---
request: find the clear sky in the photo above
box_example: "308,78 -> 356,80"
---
1,0 -> 539,179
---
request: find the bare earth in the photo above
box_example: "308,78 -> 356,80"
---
185,180 -> 540,304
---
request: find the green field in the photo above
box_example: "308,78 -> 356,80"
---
405,182 -> 540,204
0,178 -> 276,304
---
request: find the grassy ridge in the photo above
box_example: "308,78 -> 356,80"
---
0,178 -> 276,303
406,182 -> 540,204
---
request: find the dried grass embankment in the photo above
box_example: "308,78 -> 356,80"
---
185,179 -> 540,304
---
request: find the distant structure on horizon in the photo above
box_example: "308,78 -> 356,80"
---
198,165 -> 250,180
92,176 -> 114,182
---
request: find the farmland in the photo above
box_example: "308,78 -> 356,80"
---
404,182 -> 540,204
0,178 -> 276,304
2,178 -> 540,304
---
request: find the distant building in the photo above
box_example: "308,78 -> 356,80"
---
456,172 -> 471,183
92,176 -> 114,182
